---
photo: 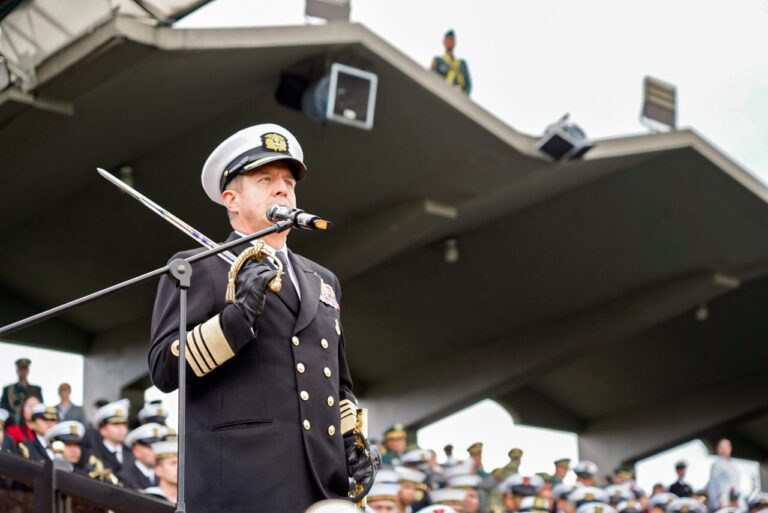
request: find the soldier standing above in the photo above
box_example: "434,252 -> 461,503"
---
431,29 -> 472,95
1,359 -> 43,427
669,461 -> 693,498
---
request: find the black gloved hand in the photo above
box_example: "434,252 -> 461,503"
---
344,433 -> 381,490
233,262 -> 278,327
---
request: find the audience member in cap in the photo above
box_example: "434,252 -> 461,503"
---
552,458 -> 571,486
430,29 -> 472,95
41,419 -> 120,484
382,424 -> 408,467
467,442 -> 489,478
118,423 -> 168,490
553,484 -> 577,513
137,400 -> 168,426
1,358 -> 43,427
367,482 -> 400,513
574,461 -> 600,487
415,506 -> 457,513
19,404 -> 59,461
143,441 -> 178,504
612,466 -> 634,485
449,474 -> 483,513
396,466 -> 428,513
667,461 -> 692,498
92,399 -> 133,473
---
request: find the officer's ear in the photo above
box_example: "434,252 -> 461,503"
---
221,187 -> 240,218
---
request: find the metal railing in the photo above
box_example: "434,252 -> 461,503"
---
0,452 -> 174,513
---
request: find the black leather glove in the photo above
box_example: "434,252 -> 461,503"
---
233,262 -> 278,327
344,433 -> 381,494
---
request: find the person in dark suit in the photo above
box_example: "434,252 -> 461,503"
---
148,123 -> 377,513
1,358 -> 43,427
669,460 -> 693,498
90,399 -> 134,474
118,423 -> 167,490
55,383 -> 86,424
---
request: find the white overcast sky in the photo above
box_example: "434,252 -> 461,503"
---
1,0 -> 764,489
177,0 -> 768,183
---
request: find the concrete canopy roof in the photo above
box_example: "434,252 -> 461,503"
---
1,16 -> 768,462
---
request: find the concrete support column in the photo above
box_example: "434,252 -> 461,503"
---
83,319 -> 151,420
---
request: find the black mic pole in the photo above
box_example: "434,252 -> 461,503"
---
0,219 -> 294,513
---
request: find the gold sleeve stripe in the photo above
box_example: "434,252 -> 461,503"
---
195,324 -> 219,367
183,333 -> 206,378
340,399 -> 357,435
199,314 -> 235,366
190,326 -> 215,371
186,330 -> 209,374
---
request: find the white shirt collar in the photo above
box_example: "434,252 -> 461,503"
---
103,439 -> 123,454
135,460 -> 155,480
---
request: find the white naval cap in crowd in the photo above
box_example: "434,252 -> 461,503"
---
428,487 -> 467,505
648,493 -> 679,511
569,486 -> 610,506
93,399 -> 129,426
442,460 -> 474,481
366,482 -> 400,502
304,499 -> 361,513
574,460 -> 600,478
373,468 -> 400,484
45,421 -> 85,444
137,402 -> 168,424
577,503 -> 618,513
605,485 -> 635,504
30,404 -> 59,422
151,440 -> 178,460
447,474 -> 483,489
616,500 -> 645,513
125,422 -> 168,447
394,465 -> 427,484
500,474 -> 545,496
201,123 -> 307,205
667,498 -> 706,513
519,496 -> 552,513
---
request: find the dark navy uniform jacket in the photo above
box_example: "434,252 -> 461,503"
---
149,232 -> 356,513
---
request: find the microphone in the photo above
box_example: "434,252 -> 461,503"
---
266,205 -> 332,231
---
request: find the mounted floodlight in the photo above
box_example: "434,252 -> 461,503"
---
536,113 -> 594,161
641,76 -> 677,131
296,63 -> 378,130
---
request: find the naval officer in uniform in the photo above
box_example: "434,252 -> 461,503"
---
149,123 -> 377,513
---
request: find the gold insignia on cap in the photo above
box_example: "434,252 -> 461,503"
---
115,409 -> 123,418
681,507 -> 689,513
262,133 -> 289,153
70,424 -> 78,435
153,428 -> 160,438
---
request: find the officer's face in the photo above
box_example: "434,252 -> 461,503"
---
133,443 -> 156,467
17,366 -> 28,381
32,418 -> 55,435
224,162 -> 297,235
386,437 -> 406,455
100,422 -> 128,444
63,443 -> 82,464
369,499 -> 397,513
464,489 -> 481,513
399,482 -> 417,505
156,456 -> 178,485
444,35 -> 455,52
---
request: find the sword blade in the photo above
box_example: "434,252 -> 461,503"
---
96,168 -> 236,264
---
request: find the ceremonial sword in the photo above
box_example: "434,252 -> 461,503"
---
97,168 -> 236,265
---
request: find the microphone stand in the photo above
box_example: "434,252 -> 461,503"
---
0,219 -> 294,513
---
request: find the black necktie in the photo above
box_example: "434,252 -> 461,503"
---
275,252 -> 300,310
